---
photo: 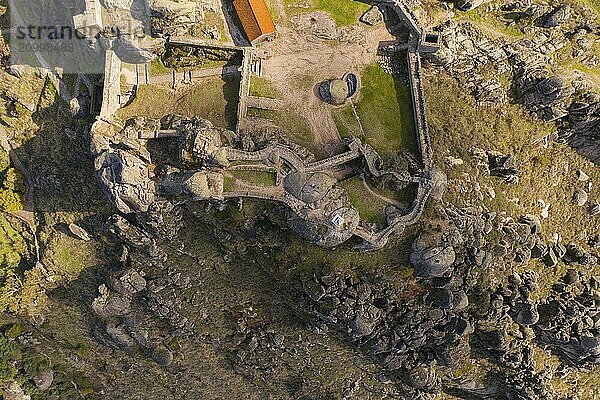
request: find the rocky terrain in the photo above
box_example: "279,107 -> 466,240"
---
0,0 -> 598,399
426,1 -> 600,164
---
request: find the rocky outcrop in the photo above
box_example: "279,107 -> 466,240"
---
32,371 -> 54,391
91,268 -> 148,352
360,6 -> 384,26
455,0 -> 489,12
486,151 -> 519,183
297,202 -> 585,397
91,122 -> 157,214
539,5 -> 571,28
410,233 -> 456,277
90,215 -> 195,362
3,381 -> 31,400
150,0 -> 197,36
573,188 -> 588,207
427,17 -> 600,164
536,270 -> 600,365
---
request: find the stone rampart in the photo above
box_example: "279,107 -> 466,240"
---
99,50 -> 122,120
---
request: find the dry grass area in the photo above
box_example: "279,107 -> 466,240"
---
532,344 -> 600,399
340,178 -> 388,225
257,18 -> 393,156
425,70 -> 599,246
118,77 -> 240,130
229,170 -> 277,187
424,70 -> 600,391
246,108 -> 318,155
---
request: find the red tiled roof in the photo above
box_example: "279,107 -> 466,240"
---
233,0 -> 276,44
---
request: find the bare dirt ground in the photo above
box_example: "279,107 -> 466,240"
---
258,7 -> 394,157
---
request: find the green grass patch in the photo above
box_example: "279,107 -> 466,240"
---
313,0 -> 369,26
0,215 -> 26,278
354,63 -> 417,156
460,5 -> 526,38
574,0 -> 600,21
149,58 -> 230,76
332,104 -> 362,139
249,76 -> 280,99
246,107 -> 277,119
48,235 -> 98,279
223,176 -> 235,192
340,178 -> 387,225
230,170 -> 276,186
266,0 -> 283,24
284,0 -> 369,26
370,179 -> 417,205
148,58 -> 171,76
276,112 -> 315,155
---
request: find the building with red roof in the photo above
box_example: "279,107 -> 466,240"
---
233,0 -> 276,45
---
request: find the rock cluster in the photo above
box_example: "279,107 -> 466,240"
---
91,269 -> 149,353
474,271 -> 554,399
410,232 -> 456,278
539,5 -> 571,28
91,121 -> 158,214
296,200 -> 599,397
486,151 -> 519,183
90,214 -> 195,364
302,266 -> 473,398
536,270 -> 600,365
150,0 -> 198,36
455,0 -> 488,12
427,13 -> 600,163
360,6 -> 384,26
222,305 -> 291,379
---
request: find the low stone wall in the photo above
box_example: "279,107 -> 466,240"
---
407,51 -> 433,168
99,49 -> 122,120
246,96 -> 285,111
376,0 -> 434,169
378,0 -> 423,37
236,49 -> 253,132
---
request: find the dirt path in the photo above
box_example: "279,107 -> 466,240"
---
260,23 -> 393,157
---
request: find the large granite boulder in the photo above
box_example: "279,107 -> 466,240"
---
91,125 -> 157,214
92,284 -> 132,319
573,189 -> 588,207
455,0 -> 487,12
487,151 -> 519,182
319,79 -> 350,105
541,5 -> 571,28
536,272 -> 600,366
32,371 -> 54,391
411,234 -> 456,278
